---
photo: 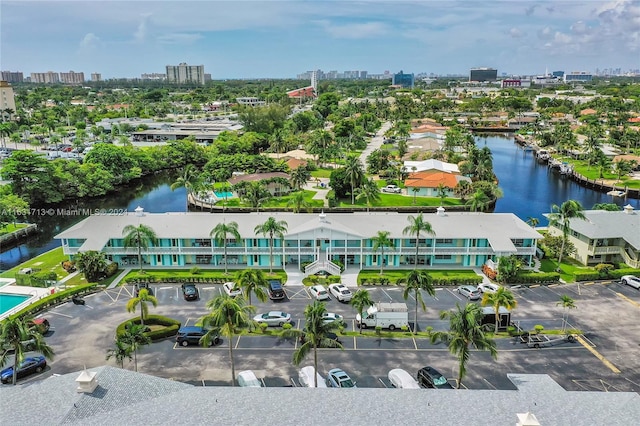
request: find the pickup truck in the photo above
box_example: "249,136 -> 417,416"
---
381,185 -> 402,194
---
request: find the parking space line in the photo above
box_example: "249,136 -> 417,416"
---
447,288 -> 463,301
48,310 -> 73,318
483,378 -> 497,390
378,377 -> 388,388
411,335 -> 418,350
290,377 -> 298,387
234,335 -> 241,349
615,293 -> 640,308
353,335 -> 357,350
624,377 -> 640,388
575,335 -> 621,374
584,282 -> 595,286
380,288 -> 394,301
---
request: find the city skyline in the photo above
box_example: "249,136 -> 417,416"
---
1,1 -> 636,79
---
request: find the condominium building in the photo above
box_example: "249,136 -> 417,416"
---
545,205 -> 640,268
0,71 -> 24,83
30,71 -> 60,84
60,71 -> 85,84
392,70 -> 414,88
165,63 -> 205,85
56,210 -> 541,272
564,71 -> 593,83
91,73 -> 102,82
470,68 -> 498,82
0,81 -> 17,117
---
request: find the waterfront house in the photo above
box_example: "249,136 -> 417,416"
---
403,170 -> 470,198
544,205 -> 640,268
55,209 -> 541,274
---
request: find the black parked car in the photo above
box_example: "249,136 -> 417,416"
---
268,280 -> 285,300
176,326 -> 220,347
181,284 -> 199,301
134,282 -> 153,297
417,366 -> 454,389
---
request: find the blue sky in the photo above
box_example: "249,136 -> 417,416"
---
1,0 -> 637,79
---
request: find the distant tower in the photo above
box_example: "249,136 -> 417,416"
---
311,70 -> 318,94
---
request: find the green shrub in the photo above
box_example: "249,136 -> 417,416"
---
190,267 -> 201,275
534,325 -> 544,334
115,315 -> 181,342
104,262 -> 119,278
10,283 -> 97,320
513,271 -> 560,284
282,323 -> 292,330
573,271 -> 602,281
594,263 -> 614,277
259,322 -> 268,333
327,190 -> 337,208
609,268 -> 640,279
300,261 -> 312,273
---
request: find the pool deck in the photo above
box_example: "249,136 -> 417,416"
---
0,283 -> 53,320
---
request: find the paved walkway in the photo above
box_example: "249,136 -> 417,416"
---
107,268 -> 133,289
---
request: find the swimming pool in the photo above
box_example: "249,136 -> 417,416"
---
0,293 -> 30,315
214,191 -> 234,199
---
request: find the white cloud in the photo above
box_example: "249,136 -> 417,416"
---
157,33 -> 203,44
317,20 -> 389,39
79,33 -> 100,49
133,13 -> 152,43
508,27 -> 525,38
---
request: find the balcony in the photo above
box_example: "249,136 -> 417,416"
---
593,246 -> 623,255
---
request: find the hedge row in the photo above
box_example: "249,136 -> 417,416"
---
125,275 -> 231,284
9,283 -> 98,320
574,268 -> 640,282
358,275 -> 483,286
302,275 -> 342,286
512,272 -> 560,284
116,315 -> 181,342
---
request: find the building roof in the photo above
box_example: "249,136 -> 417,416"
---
55,211 -> 541,254
1,368 -> 639,425
546,208 -> 640,249
227,172 -> 290,185
403,159 -> 459,174
580,108 -> 598,115
404,170 -> 467,189
285,158 -> 308,170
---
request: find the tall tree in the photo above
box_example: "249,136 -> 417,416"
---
122,224 -> 158,272
170,164 -> 200,211
398,270 -> 436,333
466,189 -> 491,212
281,301 -> 343,387
548,200 -> 586,270
481,287 -> 518,333
556,295 -> 576,332
355,178 -> 381,212
431,303 -> 497,389
201,294 -> 255,386
351,289 -> 374,335
120,322 -> 151,372
254,217 -> 288,274
289,167 -> 311,191
371,230 -> 394,274
436,183 -> 448,206
287,191 -> 311,213
344,155 -> 365,204
106,337 -> 133,368
0,317 -> 55,385
403,214 -> 436,269
210,220 -> 242,274
126,288 -> 158,326
236,268 -> 268,306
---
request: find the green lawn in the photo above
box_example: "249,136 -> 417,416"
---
556,157 -> 640,190
0,223 -> 28,235
261,190 -> 324,209
310,169 -> 333,178
0,247 -> 67,279
338,194 -> 463,208
540,258 -> 593,283
123,268 -> 288,284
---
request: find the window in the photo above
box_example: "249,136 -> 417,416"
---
436,239 -> 453,244
512,239 -> 524,247
435,255 -> 451,260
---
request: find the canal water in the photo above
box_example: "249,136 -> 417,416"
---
1,135 -> 638,272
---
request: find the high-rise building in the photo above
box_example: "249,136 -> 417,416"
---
30,71 -> 60,84
469,68 -> 498,82
60,71 -> 85,84
564,72 -> 593,83
165,63 -> 205,85
0,81 -> 17,118
91,73 -> 102,82
392,70 -> 414,88
0,71 -> 23,83
552,71 -> 564,78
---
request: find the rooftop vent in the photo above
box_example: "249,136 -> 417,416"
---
623,204 -> 634,215
134,206 -> 145,217
319,211 -> 327,222
75,368 -> 98,394
516,412 -> 540,426
436,206 -> 446,216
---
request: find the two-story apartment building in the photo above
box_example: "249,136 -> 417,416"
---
545,205 -> 640,268
55,209 -> 541,274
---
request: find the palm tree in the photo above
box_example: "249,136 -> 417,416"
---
436,183 -> 448,206
122,224 -> 158,272
548,200 -> 586,270
170,165 -> 200,211
398,270 -> 436,333
126,288 -> 158,325
431,303 -> 497,389
289,167 -> 310,191
106,337 -> 133,368
287,191 -> 311,213
355,178 -> 381,212
351,289 -> 374,334
120,322 -> 151,372
526,217 -> 539,228
403,214 -> 435,269
481,287 -> 518,333
281,301 -> 343,387
201,294 -> 255,386
466,190 -> 491,212
344,155 -> 364,204
210,221 -> 242,274
254,217 -> 288,274
236,268 -> 269,306
0,317 -> 55,385
556,295 -> 576,332
371,231 -> 394,274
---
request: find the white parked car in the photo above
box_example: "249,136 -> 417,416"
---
321,312 -> 344,324
237,370 -> 262,387
388,368 -> 420,389
621,275 -> 640,290
477,282 -> 500,294
309,285 -> 330,301
381,184 -> 402,193
223,281 -> 242,297
298,366 -> 327,388
329,283 -> 353,302
253,311 -> 292,327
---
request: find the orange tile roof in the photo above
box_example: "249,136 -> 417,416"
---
628,117 -> 640,123
404,170 -> 459,188
286,158 -> 308,170
580,108 -> 597,115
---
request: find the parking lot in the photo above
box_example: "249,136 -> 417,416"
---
23,279 -> 640,392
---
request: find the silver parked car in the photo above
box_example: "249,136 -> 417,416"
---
253,311 -> 292,327
388,368 -> 420,389
458,285 -> 481,300
621,275 -> 640,290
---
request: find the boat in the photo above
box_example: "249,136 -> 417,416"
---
607,190 -> 626,198
536,149 -> 550,161
559,162 -> 572,175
